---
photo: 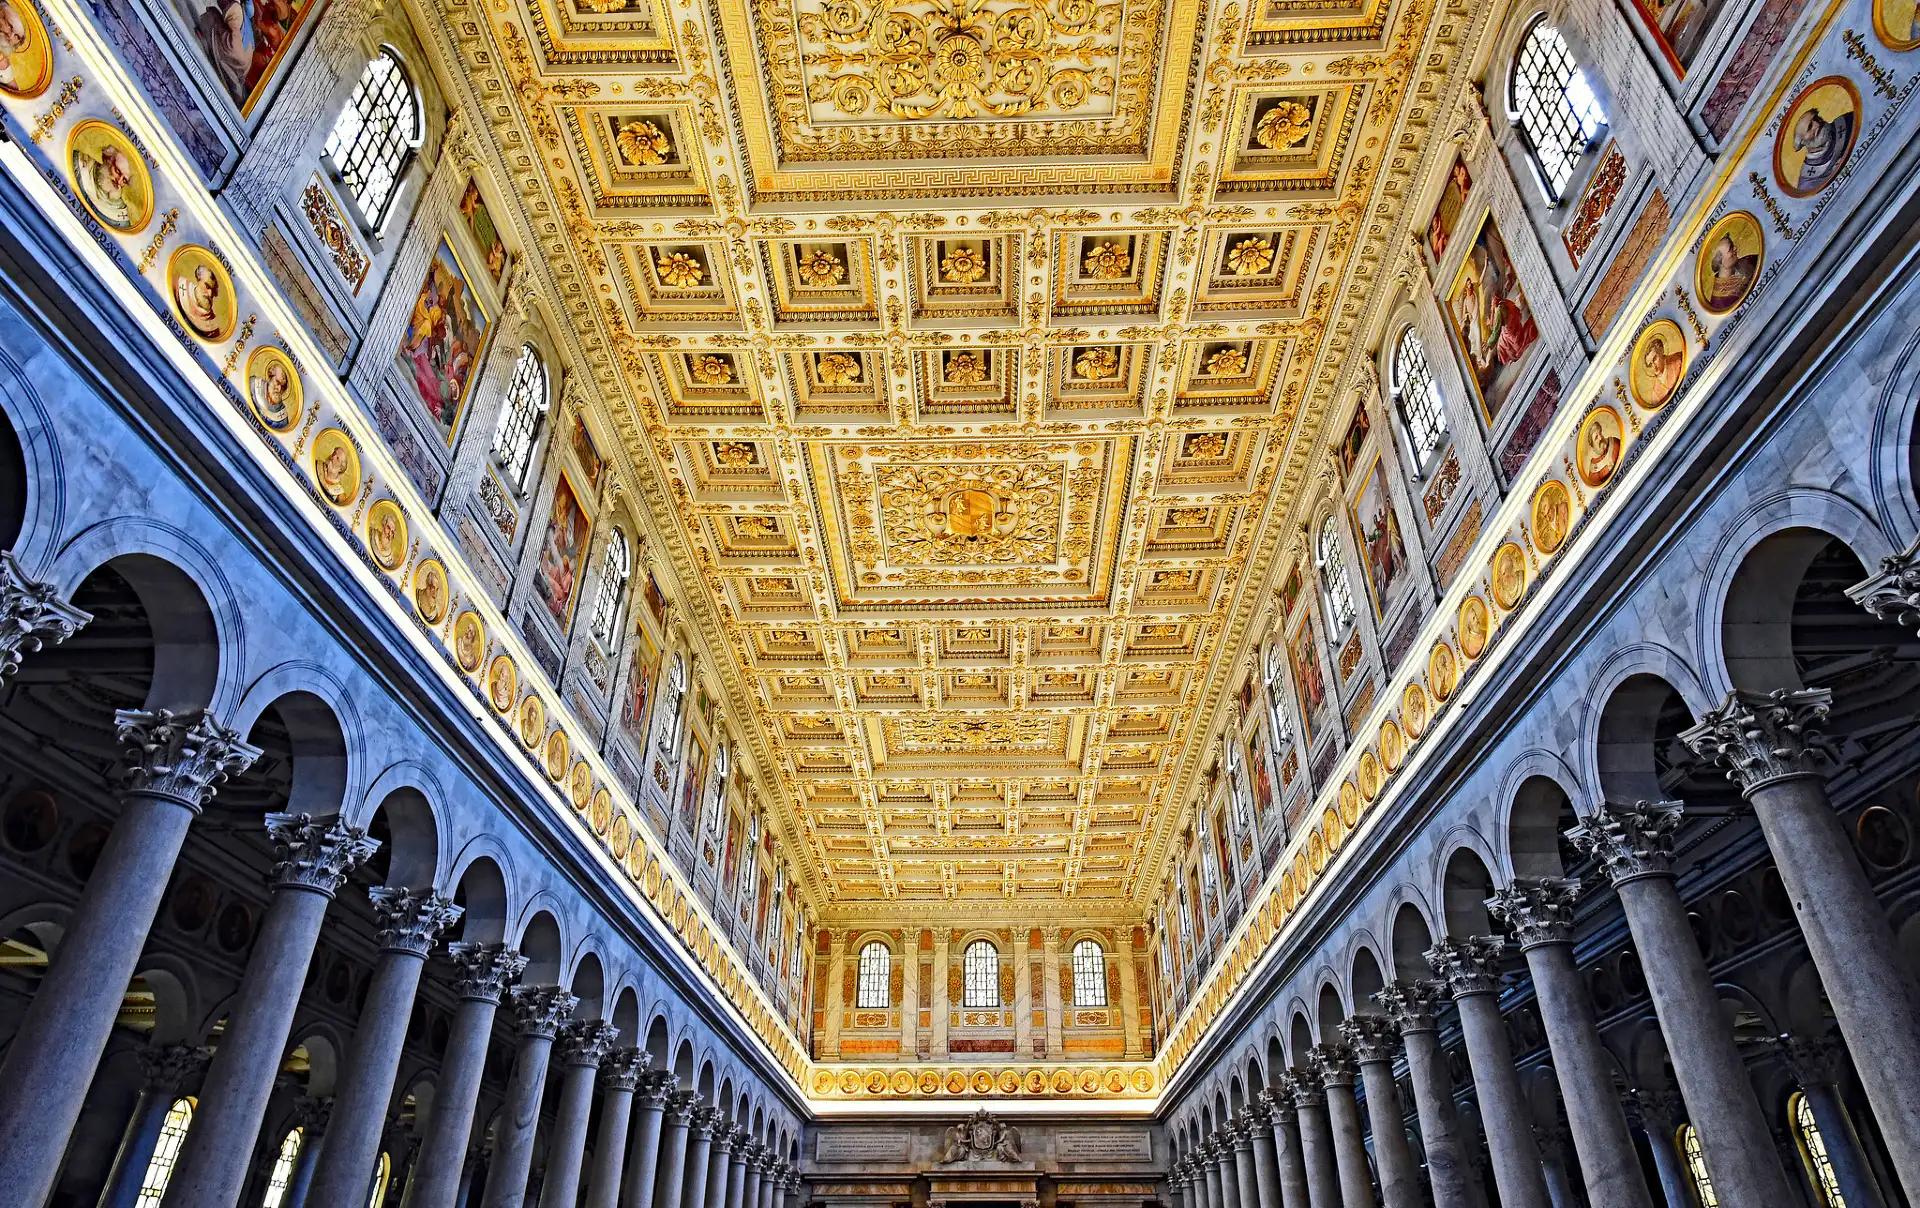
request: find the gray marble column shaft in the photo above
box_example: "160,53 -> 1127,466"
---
1428,937 -> 1551,1208
1313,1046 -> 1380,1208
1292,1071 -> 1343,1208
1630,1090 -> 1694,1208
702,1128 -> 734,1208
1214,1140 -> 1240,1208
1571,801 -> 1799,1204
1231,1127 -> 1259,1208
1685,689 -> 1920,1199
651,1093 -> 695,1208
168,814 -> 378,1207
622,1076 -> 676,1208
583,1050 -> 645,1208
402,944 -> 527,1208
480,986 -> 578,1208
282,1101 -> 330,1208
0,711 -> 255,1208
310,888 -> 461,1208
681,1109 -> 717,1208
725,1141 -> 750,1208
1345,1017 -> 1424,1208
1247,1108 -> 1283,1208
1202,1142 -> 1225,1208
759,1163 -> 780,1208
1377,982 -> 1485,1208
1780,1034 -> 1890,1208
741,1153 -> 764,1208
538,1020 -> 618,1208
1264,1087 -> 1313,1207
97,1044 -> 210,1208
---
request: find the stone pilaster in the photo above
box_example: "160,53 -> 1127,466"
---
0,551 -> 89,683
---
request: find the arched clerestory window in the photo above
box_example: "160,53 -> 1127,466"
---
260,1126 -> 304,1208
1391,326 -> 1448,471
322,48 -> 422,231
1678,1123 -> 1720,1207
1509,16 -> 1607,200
135,1096 -> 195,1208
589,528 -> 632,646
1264,643 -> 1295,749
1072,939 -> 1109,1007
492,345 -> 550,492
856,941 -> 892,1008
963,940 -> 1001,1007
1316,514 -> 1355,634
1788,1092 -> 1846,1207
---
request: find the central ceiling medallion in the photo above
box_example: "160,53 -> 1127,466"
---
888,466 -> 1058,565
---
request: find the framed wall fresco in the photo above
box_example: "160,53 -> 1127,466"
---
1442,213 -> 1540,423
534,470 -> 592,627
679,728 -> 709,831
458,177 -> 511,283
396,236 -> 493,444
622,623 -> 661,746
1286,616 -> 1327,744
1426,154 -> 1472,260
175,0 -> 325,116
1347,454 -> 1407,616
1629,0 -> 1731,75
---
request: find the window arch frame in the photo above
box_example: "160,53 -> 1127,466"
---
135,1095 -> 196,1208
962,939 -> 1001,1008
1506,14 -> 1608,202
1315,512 -> 1356,635
588,527 -> 632,647
1390,325 -> 1449,473
491,344 -> 551,493
855,940 -> 893,1009
321,46 -> 423,233
1264,642 -> 1295,750
1071,938 -> 1109,1007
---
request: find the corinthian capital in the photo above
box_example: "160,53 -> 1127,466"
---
1681,688 -> 1836,795
445,941 -> 527,1003
137,1042 -> 211,1093
370,885 -> 463,956
1257,1084 -> 1295,1124
0,552 -> 90,682
1485,876 -> 1581,950
559,1018 -> 620,1068
635,1069 -> 677,1106
507,984 -> 579,1039
1374,978 -> 1445,1033
115,708 -> 261,810
1568,800 -> 1682,884
1308,1042 -> 1358,1088
1339,1013 -> 1401,1064
663,1088 -> 697,1123
1846,534 -> 1920,628
265,813 -> 380,895
1285,1066 -> 1325,1108
1425,935 -> 1507,997
600,1046 -> 647,1091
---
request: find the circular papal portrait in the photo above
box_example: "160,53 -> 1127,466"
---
167,244 -> 238,343
543,728 -> 569,781
608,812 -> 631,860
412,558 -> 449,626
1358,751 -> 1382,801
1875,0 -> 1920,49
1402,681 -> 1431,737
1531,479 -> 1573,556
590,787 -> 613,835
68,120 -> 153,235
486,654 -> 517,715
1490,541 -> 1528,610
569,761 -> 592,809
1379,718 -> 1406,771
1695,211 -> 1764,315
452,610 -> 485,674
1630,318 -> 1689,411
365,499 -> 408,573
1774,76 -> 1861,199
1457,593 -> 1492,661
517,693 -> 545,749
1575,405 -> 1626,489
309,428 -> 360,509
1428,640 -> 1458,701
245,346 -> 303,433
1337,780 -> 1360,826
0,0 -> 53,99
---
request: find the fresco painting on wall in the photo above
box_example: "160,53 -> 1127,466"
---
1629,0 -> 1729,73
622,624 -> 660,745
1287,617 -> 1327,743
1877,0 -> 1920,49
1426,155 -> 1472,259
459,178 -> 511,282
534,472 -> 591,626
1443,214 -> 1540,422
1348,455 -> 1406,615
397,237 -> 493,444
176,0 -> 323,115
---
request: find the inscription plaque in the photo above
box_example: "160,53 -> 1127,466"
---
816,1131 -> 913,1163
1055,1129 -> 1154,1161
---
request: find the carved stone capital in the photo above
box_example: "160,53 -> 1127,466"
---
291,1095 -> 334,1132
1426,935 -> 1507,997
711,1121 -> 738,1153
663,1089 -> 697,1124
559,1018 -> 620,1068
634,1069 -> 678,1107
1245,1097 -> 1273,1131
600,1046 -> 647,1091
1308,1042 -> 1358,1089
1257,1084 -> 1296,1124
1846,534 -> 1920,628
1568,800 -> 1683,884
1776,1031 -> 1845,1088
1628,1085 -> 1683,1133
507,984 -> 579,1039
445,941 -> 527,1003
137,1042 -> 210,1093
0,552 -> 90,682
369,886 -> 462,956
1227,1115 -> 1253,1150
115,708 -> 261,810
1286,1066 -> 1326,1108
264,813 -> 379,896
688,1104 -> 721,1139
1485,876 -> 1581,950
1681,688 -> 1837,795
1340,1013 -> 1401,1064
1374,978 -> 1445,1033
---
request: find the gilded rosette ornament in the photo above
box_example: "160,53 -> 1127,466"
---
1680,687 -> 1837,794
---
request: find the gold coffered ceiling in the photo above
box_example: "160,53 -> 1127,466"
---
431,0 -> 1471,917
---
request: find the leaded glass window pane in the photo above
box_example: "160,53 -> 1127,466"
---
322,49 -> 420,229
1317,515 -> 1355,632
492,346 -> 549,490
1680,1124 -> 1720,1208
1393,327 -> 1448,465
135,1097 -> 195,1208
1510,18 -> 1606,199
1072,939 -> 1108,1007
261,1127 -> 304,1208
1792,1093 -> 1848,1208
589,529 -> 631,645
963,940 -> 1000,1007
856,941 -> 891,1008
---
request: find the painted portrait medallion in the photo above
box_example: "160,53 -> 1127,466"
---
568,761 -> 592,809
1307,827 -> 1328,874
1531,479 -> 1573,556
1695,211 -> 1763,315
309,428 -> 361,509
167,244 -> 237,343
544,728 -> 570,781
1876,0 -> 1920,49
1402,681 -> 1430,737
486,654 -> 517,715
1629,318 -> 1689,411
0,0 -> 52,99
68,121 -> 153,234
365,499 -> 408,572
1491,541 -> 1528,610
517,693 -> 545,748
1379,719 -> 1406,772
245,346 -> 302,433
590,787 -> 613,835
1457,593 -> 1492,661
1576,405 -> 1626,488
1428,639 -> 1459,701
412,559 -> 449,626
1358,751 -> 1382,801
1774,77 -> 1861,199
608,812 -> 631,859
452,610 -> 485,674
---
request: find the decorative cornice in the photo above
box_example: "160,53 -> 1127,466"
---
1680,688 -> 1837,795
1484,876 -> 1581,950
444,941 -> 527,1004
115,709 -> 260,810
1374,979 -> 1445,1033
1568,800 -> 1683,885
1425,935 -> 1506,997
0,551 -> 90,683
507,984 -> 579,1039
264,813 -> 379,895
369,886 -> 463,957
559,1018 -> 620,1068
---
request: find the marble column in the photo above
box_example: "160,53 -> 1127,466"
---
1290,1068 -> 1343,1208
583,1049 -> 646,1208
702,1124 -> 735,1208
97,1044 -> 210,1208
0,709 -> 255,1208
759,1161 -> 782,1208
1627,1087 -> 1694,1208
1534,1125 -> 1580,1208
1684,688 -> 1920,1199
169,813 -> 379,1206
1312,1043 -> 1380,1207
1213,1132 -> 1240,1208
1199,1138 -> 1224,1208
1427,937 -> 1551,1208
1262,1085 -> 1313,1207
1778,1032 -> 1890,1208
726,1137 -> 750,1208
0,553 -> 89,683
740,1143 -> 765,1208
1375,980 -> 1486,1208
311,888 -> 462,1207
1570,800 -> 1799,1204
684,1107 -> 719,1208
651,1092 -> 696,1208
283,1097 -> 333,1208
1245,1101 -> 1282,1208
480,985 -> 579,1208
1229,1118 -> 1260,1208
1344,1015 -> 1424,1208
401,943 -> 527,1208
1486,877 -> 1654,1208
621,1073 -> 677,1208
1166,1155 -> 1187,1208
538,1020 -> 619,1208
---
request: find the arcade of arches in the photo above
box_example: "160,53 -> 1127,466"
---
2,0 -> 1920,1205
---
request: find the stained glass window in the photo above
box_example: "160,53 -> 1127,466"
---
1509,17 -> 1607,199
135,1097 -> 195,1208
322,49 -> 420,229
1679,1123 -> 1720,1207
856,941 -> 891,1008
1790,1092 -> 1848,1207
963,940 -> 1000,1008
260,1127 -> 304,1208
1072,939 -> 1109,1007
367,1151 -> 392,1208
